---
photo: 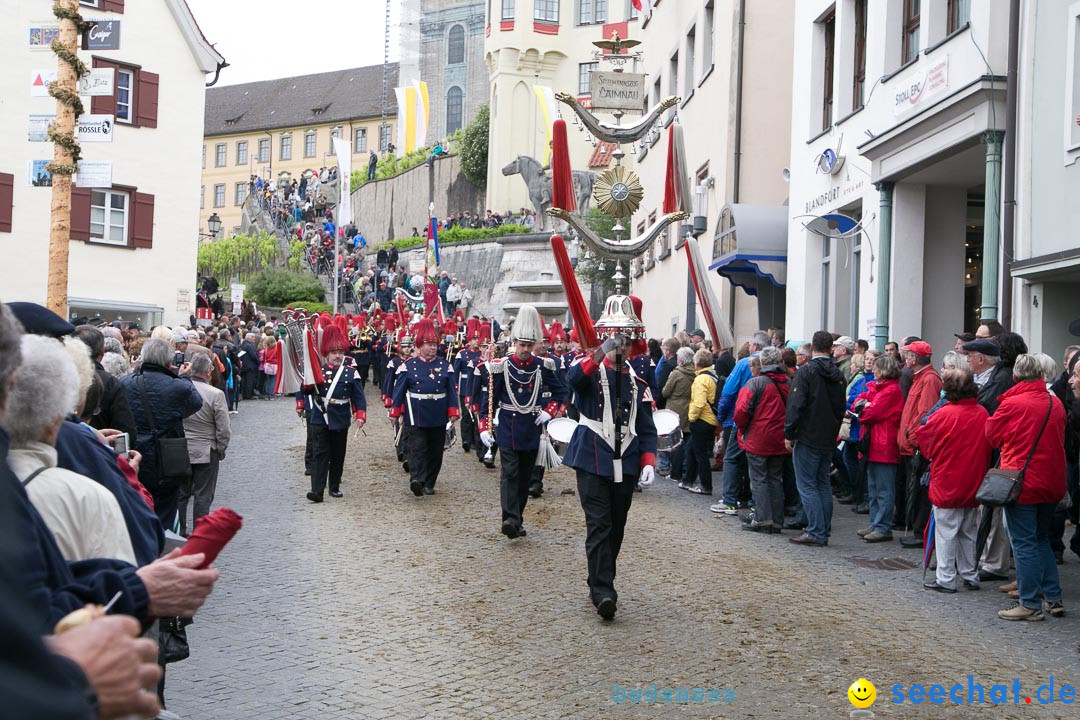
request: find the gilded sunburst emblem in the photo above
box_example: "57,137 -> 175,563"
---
593,165 -> 643,219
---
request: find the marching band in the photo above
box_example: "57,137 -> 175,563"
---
281,289 -> 665,620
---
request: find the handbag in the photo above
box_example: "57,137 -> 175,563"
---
159,617 -> 192,664
137,375 -> 192,481
976,395 -> 1053,507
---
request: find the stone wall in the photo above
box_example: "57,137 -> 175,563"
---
349,154 -> 484,243
383,232 -> 591,325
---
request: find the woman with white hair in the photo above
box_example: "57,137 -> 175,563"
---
2,335 -> 136,564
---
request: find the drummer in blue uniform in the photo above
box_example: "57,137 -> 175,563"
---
296,324 -> 367,503
563,298 -> 657,620
476,305 -> 568,539
453,327 -> 483,454
389,318 -> 459,496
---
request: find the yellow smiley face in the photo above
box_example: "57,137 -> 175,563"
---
848,678 -> 876,709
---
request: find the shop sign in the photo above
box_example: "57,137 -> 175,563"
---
590,71 -> 646,111
893,56 -> 949,117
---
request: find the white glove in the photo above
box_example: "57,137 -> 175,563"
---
480,430 -> 494,448
639,465 -> 655,486
535,410 -> 552,426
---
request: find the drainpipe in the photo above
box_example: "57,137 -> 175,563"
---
1000,0 -> 1020,329
873,181 -> 894,351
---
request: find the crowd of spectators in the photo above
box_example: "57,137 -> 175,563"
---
0,300 -> 239,718
650,322 -> 1079,621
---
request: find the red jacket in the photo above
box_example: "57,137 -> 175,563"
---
733,369 -> 790,456
914,398 -> 991,508
985,381 -> 1067,505
898,366 -> 942,456
855,378 -> 903,464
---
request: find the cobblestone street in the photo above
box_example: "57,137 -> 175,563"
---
170,390 -> 1080,719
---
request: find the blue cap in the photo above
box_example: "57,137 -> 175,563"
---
5,302 -> 75,338
961,338 -> 1000,356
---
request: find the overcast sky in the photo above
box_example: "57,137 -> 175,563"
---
186,0 -> 403,86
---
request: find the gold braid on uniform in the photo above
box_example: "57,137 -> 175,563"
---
46,1 -> 88,175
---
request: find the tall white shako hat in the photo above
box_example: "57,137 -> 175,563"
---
512,304 -> 544,343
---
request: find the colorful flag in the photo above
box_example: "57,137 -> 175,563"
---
394,81 -> 430,157
632,0 -> 653,20
533,85 -> 557,164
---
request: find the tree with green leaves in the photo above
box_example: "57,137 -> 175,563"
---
460,104 -> 489,188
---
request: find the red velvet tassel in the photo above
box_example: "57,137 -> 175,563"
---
551,119 -> 577,212
551,235 -> 598,349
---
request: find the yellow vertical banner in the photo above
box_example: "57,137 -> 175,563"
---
414,80 -> 429,147
533,85 -> 557,164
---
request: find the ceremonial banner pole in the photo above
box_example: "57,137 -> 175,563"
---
332,137 -> 353,316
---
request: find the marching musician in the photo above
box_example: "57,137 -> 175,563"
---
564,332 -> 657,620
383,329 -> 413,470
296,324 -> 367,503
453,331 -> 483,454
390,319 -> 459,496
476,306 -> 567,539
349,320 -> 374,387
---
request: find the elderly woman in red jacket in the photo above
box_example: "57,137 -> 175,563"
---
986,353 -> 1067,621
733,346 -> 790,533
852,354 -> 904,543
914,369 -> 992,593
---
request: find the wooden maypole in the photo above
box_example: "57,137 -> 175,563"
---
45,0 -> 86,315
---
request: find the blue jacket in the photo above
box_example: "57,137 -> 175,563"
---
563,355 -> 657,478
475,355 -> 568,451
453,348 -> 482,400
390,356 -> 459,427
120,364 -> 202,498
846,371 -> 874,442
382,354 -> 406,401
717,355 -> 757,428
56,420 -> 164,567
1,428 -> 150,633
297,362 -> 367,430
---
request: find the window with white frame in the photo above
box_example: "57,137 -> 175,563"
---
236,141 -> 247,165
578,62 -> 597,94
947,0 -> 970,34
355,128 -> 367,153
215,143 -> 226,167
1068,4 -> 1080,158
534,0 -> 559,22
578,0 -> 607,25
304,131 -> 316,157
685,26 -> 696,97
234,182 -> 246,206
200,185 -> 204,210
115,68 -> 134,123
202,145 -> 206,169
380,125 -> 392,151
90,189 -> 129,245
281,133 -> 292,160
702,1 -> 714,73
258,138 -> 270,163
213,184 -> 225,208
502,0 -> 514,20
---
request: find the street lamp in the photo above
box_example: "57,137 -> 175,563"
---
569,236 -> 580,268
691,183 -> 709,238
200,212 -> 222,241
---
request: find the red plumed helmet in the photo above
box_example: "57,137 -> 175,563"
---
479,320 -> 492,343
442,319 -> 458,337
320,324 -> 349,355
549,321 -> 566,342
466,317 -> 480,340
413,318 -> 440,345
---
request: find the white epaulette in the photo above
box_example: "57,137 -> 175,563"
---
395,361 -> 408,374
542,356 -> 556,371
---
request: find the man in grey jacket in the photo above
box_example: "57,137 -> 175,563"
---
179,353 -> 231,536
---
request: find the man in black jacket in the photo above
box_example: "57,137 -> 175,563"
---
239,332 -> 260,400
784,331 -> 846,546
73,325 -> 136,436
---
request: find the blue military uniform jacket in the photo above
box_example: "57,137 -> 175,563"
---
563,354 -> 658,479
350,338 -> 373,367
453,348 -> 482,401
475,355 -> 568,451
390,356 -> 459,427
296,361 -> 367,430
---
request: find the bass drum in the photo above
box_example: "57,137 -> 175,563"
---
546,417 -> 578,455
653,409 -> 683,451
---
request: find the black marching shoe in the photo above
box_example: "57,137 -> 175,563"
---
409,480 -> 424,497
923,582 -> 957,594
329,489 -> 343,498
306,492 -> 324,503
501,521 -> 519,539
402,461 -> 410,473
596,597 -> 617,620
517,527 -> 527,537
528,484 -> 543,498
853,503 -> 869,514
979,570 -> 1008,582
462,443 -> 471,452
422,486 -> 435,495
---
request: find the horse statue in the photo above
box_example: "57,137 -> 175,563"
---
501,155 -> 596,232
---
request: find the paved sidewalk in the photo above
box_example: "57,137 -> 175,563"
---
168,391 -> 1080,719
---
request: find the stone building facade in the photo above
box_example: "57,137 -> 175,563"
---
417,0 -> 488,142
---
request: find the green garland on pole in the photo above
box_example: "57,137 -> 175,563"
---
46,1 -> 87,175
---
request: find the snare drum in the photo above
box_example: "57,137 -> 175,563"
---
653,409 -> 683,451
546,417 -> 578,455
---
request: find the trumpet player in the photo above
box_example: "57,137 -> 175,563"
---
475,306 -> 567,539
297,324 -> 367,503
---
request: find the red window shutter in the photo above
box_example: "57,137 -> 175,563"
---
0,173 -> 13,233
101,0 -> 125,12
131,192 -> 154,248
136,71 -> 159,129
91,58 -> 117,116
70,187 -> 92,242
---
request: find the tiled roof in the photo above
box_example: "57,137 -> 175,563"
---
205,64 -> 398,136
587,141 -> 617,168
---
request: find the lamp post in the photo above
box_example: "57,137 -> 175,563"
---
569,237 -> 580,268
199,212 -> 223,243
690,182 -> 709,239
